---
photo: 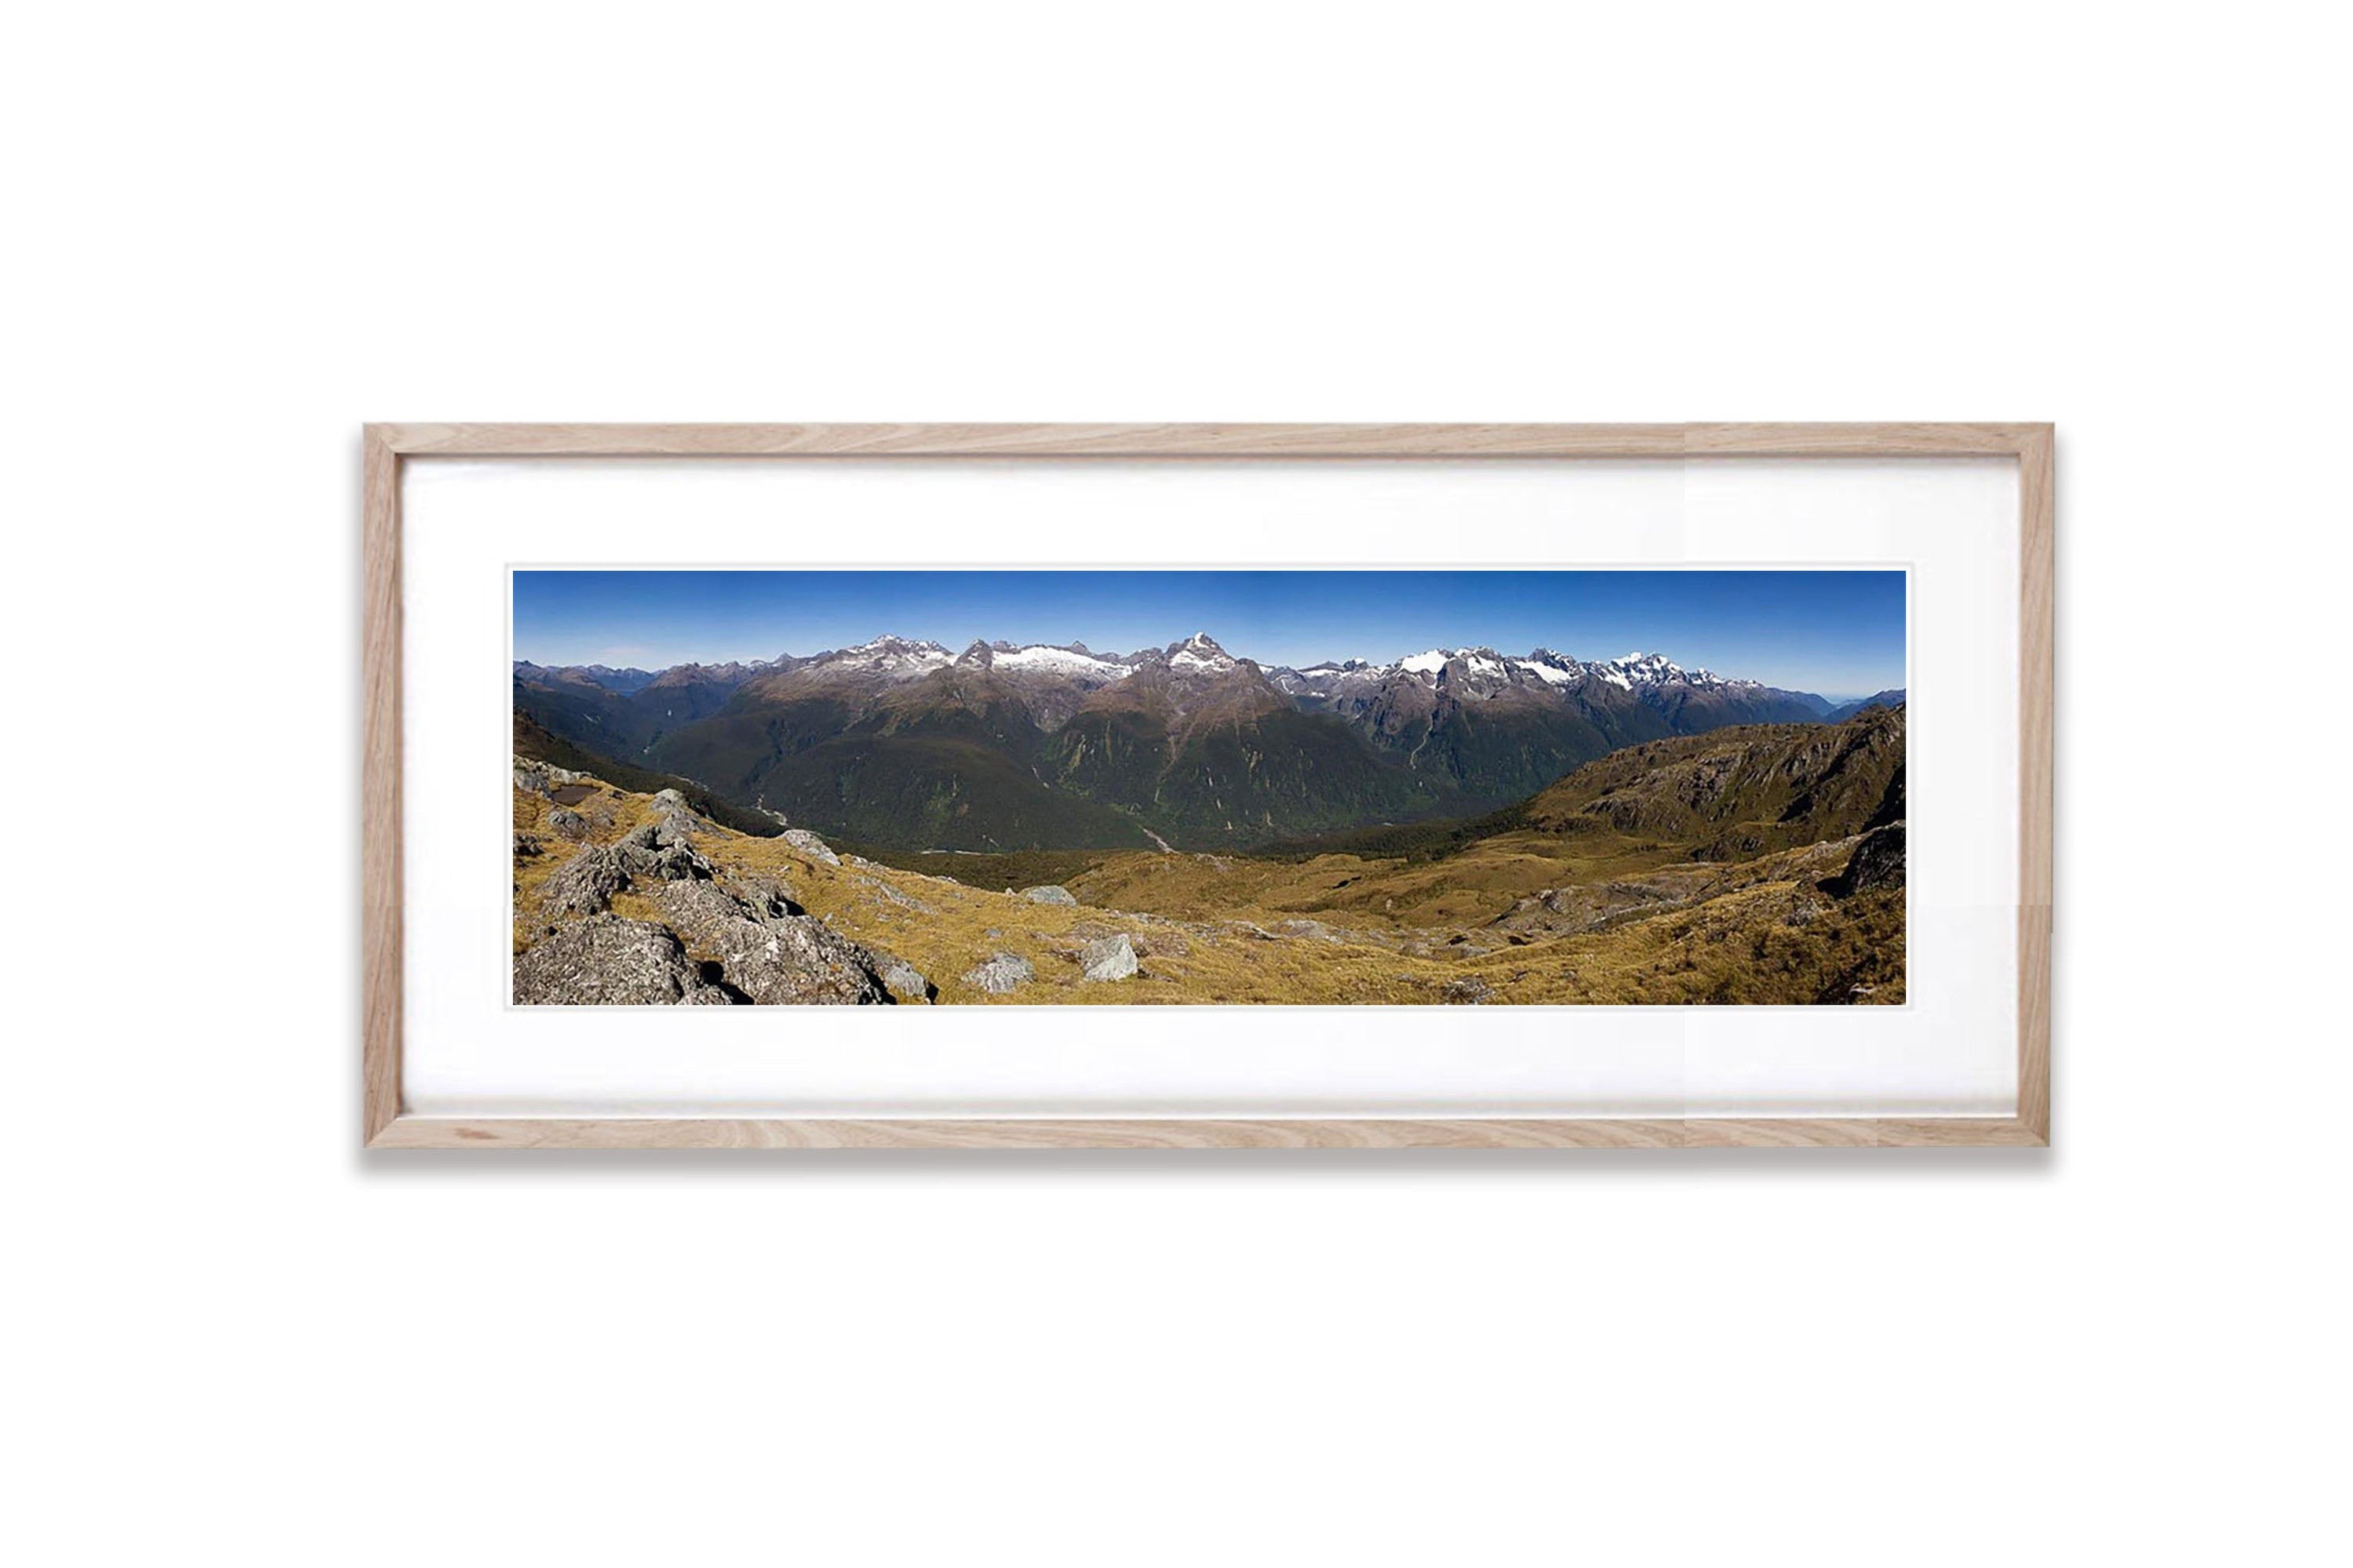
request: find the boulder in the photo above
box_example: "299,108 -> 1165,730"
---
546,806 -> 590,840
1079,933 -> 1138,982
656,880 -> 888,1005
617,820 -> 714,881
962,952 -> 1035,995
539,844 -> 632,918
513,915 -> 733,1006
781,828 -> 842,868
1021,885 -> 1078,905
724,871 -> 805,919
512,757 -> 585,797
1442,977 -> 1494,1005
1831,821 -> 1907,896
512,830 -> 545,859
878,957 -> 936,1002
624,799 -> 702,850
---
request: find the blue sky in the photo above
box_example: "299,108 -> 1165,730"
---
514,569 -> 1906,697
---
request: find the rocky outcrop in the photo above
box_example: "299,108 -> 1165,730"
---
962,952 -> 1035,995
1493,880 -> 1690,937
615,820 -> 716,882
1830,821 -> 1906,896
725,871 -> 805,919
1079,933 -> 1138,982
512,757 -> 584,797
1021,884 -> 1078,905
656,879 -> 888,1005
518,778 -> 898,1002
539,844 -> 634,919
781,828 -> 841,867
513,916 -> 734,1005
546,806 -> 589,840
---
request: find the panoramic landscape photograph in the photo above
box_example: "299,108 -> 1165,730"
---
511,569 -> 1907,1006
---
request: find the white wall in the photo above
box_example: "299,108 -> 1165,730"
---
8,4 -> 2342,1564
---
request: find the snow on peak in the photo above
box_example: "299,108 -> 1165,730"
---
992,643 -> 1135,682
1168,631 -> 1238,673
820,635 -> 953,679
1372,645 -> 1743,693
1521,649 -> 1584,685
1598,651 -> 1685,685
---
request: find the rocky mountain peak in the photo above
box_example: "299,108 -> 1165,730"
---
811,635 -> 954,680
1167,631 -> 1239,674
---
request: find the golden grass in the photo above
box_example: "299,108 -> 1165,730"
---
515,774 -> 1905,1005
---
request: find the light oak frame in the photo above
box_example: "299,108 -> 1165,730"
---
363,424 -> 2053,1149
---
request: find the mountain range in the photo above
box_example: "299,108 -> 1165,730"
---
513,631 -> 1901,851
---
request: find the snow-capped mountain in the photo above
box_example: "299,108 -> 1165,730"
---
524,633 -> 1821,715
797,635 -> 956,680
952,639 -> 1138,686
516,628 -> 1860,856
1268,646 -> 1766,700
1166,630 -> 1240,675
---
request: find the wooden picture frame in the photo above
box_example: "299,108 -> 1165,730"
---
364,423 -> 2053,1149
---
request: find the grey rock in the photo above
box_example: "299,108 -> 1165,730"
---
860,877 -> 930,911
878,958 -> 935,1002
1079,933 -> 1138,982
513,915 -> 733,1006
1021,884 -> 1078,905
1441,977 -> 1494,1005
546,806 -> 590,840
617,820 -> 714,881
781,828 -> 842,868
1832,821 -> 1907,895
962,952 -> 1036,995
512,756 -> 587,799
512,758 -> 567,796
627,802 -> 702,850
655,879 -> 888,1005
652,877 -> 759,949
512,830 -> 545,859
724,871 -> 804,919
539,844 -> 632,918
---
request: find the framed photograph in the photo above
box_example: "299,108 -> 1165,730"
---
364,424 -> 2052,1148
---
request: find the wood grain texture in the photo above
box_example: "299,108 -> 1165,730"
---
2016,425 -> 2056,1141
361,426 -> 402,1143
381,423 -> 1689,457
376,422 -> 2042,460
362,422 -> 2055,1150
367,1117 -> 2046,1151
1685,422 -> 2043,457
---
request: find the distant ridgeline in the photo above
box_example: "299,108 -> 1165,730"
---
512,633 -> 1903,853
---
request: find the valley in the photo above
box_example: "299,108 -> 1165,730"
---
514,631 -> 1873,854
511,704 -> 1907,1007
